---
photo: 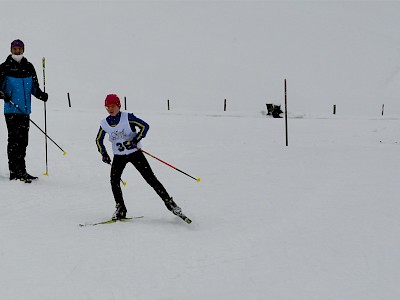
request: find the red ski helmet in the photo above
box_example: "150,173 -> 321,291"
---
104,94 -> 121,108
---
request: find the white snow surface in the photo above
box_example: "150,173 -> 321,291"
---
1,1 -> 400,300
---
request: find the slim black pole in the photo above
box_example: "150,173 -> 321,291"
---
43,57 -> 49,175
285,79 -> 288,147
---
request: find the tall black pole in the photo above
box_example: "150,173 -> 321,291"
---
43,57 -> 49,175
285,79 -> 288,146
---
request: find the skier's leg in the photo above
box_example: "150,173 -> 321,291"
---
130,150 -> 171,200
5,114 -> 29,177
130,150 -> 181,214
110,155 -> 128,206
19,115 -> 30,174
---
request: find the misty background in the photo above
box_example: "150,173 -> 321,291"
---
2,1 -> 400,115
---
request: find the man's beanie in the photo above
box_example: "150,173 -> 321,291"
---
104,94 -> 121,108
11,39 -> 24,49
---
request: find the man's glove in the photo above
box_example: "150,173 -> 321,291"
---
102,153 -> 111,164
38,92 -> 48,102
0,91 -> 11,102
123,137 -> 140,150
131,137 -> 140,145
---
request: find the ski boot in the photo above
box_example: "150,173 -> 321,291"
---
10,172 -> 32,183
112,203 -> 127,220
164,197 -> 182,216
24,173 -> 38,180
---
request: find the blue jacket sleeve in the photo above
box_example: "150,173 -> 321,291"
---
95,126 -> 107,154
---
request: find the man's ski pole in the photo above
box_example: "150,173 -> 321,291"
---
42,57 -> 49,175
140,148 -> 201,182
9,101 -> 67,155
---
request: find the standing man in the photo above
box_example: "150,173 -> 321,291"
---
95,94 -> 183,220
0,39 -> 48,183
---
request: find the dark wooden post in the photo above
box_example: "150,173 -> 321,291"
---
333,105 -> 336,115
224,99 -> 227,111
284,79 -> 288,146
67,93 -> 71,107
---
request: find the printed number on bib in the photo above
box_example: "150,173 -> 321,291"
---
116,141 -> 135,152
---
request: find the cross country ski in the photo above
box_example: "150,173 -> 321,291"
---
79,216 -> 144,227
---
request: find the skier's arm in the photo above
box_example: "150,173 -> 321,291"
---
29,63 -> 47,101
96,126 -> 112,164
0,65 -> 6,96
95,126 -> 107,155
128,113 -> 149,144
0,75 -> 11,102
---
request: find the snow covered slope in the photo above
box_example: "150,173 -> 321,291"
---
1,109 -> 400,299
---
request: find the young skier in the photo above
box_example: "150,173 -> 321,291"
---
95,94 -> 182,220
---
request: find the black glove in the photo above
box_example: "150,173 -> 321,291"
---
131,137 -> 140,145
123,137 -> 140,150
0,91 -> 11,102
38,92 -> 48,102
102,153 -> 111,164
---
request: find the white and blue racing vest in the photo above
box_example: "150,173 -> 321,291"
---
100,112 -> 142,155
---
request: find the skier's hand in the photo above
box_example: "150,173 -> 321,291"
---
124,137 -> 139,150
102,153 -> 111,164
0,91 -> 11,102
131,137 -> 140,145
38,92 -> 48,102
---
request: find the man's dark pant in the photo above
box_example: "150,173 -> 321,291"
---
111,150 -> 170,205
5,114 -> 30,175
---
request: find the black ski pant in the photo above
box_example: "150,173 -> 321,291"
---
110,150 -> 170,206
5,114 -> 30,175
